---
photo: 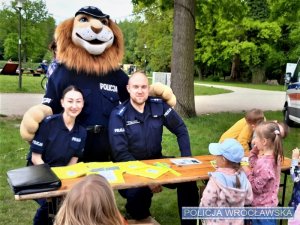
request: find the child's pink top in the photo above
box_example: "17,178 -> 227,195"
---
246,147 -> 281,206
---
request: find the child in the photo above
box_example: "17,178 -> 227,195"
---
27,85 -> 87,225
243,121 -> 284,225
219,108 -> 265,152
288,147 -> 300,225
54,174 -> 127,225
200,138 -> 253,225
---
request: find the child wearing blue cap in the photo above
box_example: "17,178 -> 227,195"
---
200,138 -> 253,225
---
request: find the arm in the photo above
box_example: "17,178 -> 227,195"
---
291,148 -> 300,183
248,146 -> 259,168
236,125 -> 252,152
29,120 -> 49,164
163,103 -> 191,156
246,161 -> 274,194
200,177 -> 219,207
108,111 -> 136,162
31,152 -> 44,165
67,157 -> 78,165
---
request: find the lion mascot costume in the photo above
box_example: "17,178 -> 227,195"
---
20,6 -> 175,162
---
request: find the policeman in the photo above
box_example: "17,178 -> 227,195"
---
108,71 -> 199,225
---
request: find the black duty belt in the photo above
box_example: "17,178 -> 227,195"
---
86,125 -> 106,133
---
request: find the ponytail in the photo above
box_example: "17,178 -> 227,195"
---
273,129 -> 284,166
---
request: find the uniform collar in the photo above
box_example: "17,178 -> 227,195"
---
57,113 -> 79,132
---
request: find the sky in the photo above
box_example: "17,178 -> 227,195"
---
1,0 -> 134,23
46,0 -> 134,23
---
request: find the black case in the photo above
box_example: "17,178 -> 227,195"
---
7,164 -> 61,195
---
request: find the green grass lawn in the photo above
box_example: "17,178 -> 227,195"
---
196,80 -> 286,92
0,75 -> 45,93
0,74 -> 232,95
1,111 -> 299,225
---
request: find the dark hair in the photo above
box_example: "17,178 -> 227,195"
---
48,40 -> 57,58
61,85 -> 84,99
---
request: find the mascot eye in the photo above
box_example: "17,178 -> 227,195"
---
100,18 -> 109,26
79,17 -> 88,23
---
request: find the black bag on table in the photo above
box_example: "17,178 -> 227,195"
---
7,164 -> 61,195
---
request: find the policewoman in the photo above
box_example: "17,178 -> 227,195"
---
27,85 -> 87,225
108,71 -> 199,225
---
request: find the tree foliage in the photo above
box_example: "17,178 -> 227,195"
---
0,0 -> 55,62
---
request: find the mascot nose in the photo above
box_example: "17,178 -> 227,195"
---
90,19 -> 103,34
91,26 -> 102,34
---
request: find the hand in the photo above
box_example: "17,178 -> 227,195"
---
20,104 -> 53,141
292,148 -> 299,160
149,83 -> 176,107
148,184 -> 162,193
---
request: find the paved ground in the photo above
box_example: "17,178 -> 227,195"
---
195,84 -> 286,115
0,84 -> 286,116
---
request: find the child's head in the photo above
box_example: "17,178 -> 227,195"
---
245,108 -> 264,127
209,138 -> 244,164
254,121 -> 284,166
54,174 -> 123,225
209,138 -> 244,188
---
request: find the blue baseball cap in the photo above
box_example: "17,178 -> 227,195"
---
209,138 -> 244,163
75,6 -> 110,19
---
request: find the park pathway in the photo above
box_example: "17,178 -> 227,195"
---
0,84 -> 285,116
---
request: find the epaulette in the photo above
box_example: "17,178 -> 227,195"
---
148,97 -> 163,104
44,114 -> 56,123
117,106 -> 127,116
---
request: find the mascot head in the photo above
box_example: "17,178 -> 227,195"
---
55,6 -> 124,75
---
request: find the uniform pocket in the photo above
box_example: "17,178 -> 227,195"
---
101,90 -> 120,116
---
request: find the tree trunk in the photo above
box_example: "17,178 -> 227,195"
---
230,54 -> 240,80
251,66 -> 265,83
171,0 -> 196,117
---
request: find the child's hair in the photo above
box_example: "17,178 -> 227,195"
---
224,159 -> 242,189
277,121 -> 289,139
54,174 -> 124,225
255,121 -> 284,166
61,85 -> 84,99
245,108 -> 264,125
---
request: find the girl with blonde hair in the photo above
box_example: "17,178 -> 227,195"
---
54,174 -> 126,225
243,121 -> 284,225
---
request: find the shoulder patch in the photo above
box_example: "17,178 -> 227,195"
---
149,97 -> 163,103
117,106 -> 127,116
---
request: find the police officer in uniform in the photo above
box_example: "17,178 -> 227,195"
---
27,85 -> 87,225
108,71 -> 199,225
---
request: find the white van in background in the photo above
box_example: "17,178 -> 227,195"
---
283,58 -> 300,126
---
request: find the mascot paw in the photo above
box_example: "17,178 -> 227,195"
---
149,82 -> 176,107
20,104 -> 53,141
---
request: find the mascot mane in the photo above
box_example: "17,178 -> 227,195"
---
55,18 -> 124,75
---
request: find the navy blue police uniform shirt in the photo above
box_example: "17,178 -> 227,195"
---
108,97 -> 191,162
27,114 -> 87,167
42,64 -> 129,128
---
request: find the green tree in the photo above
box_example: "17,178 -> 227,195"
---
0,0 -> 55,62
132,0 -> 196,117
118,19 -> 141,64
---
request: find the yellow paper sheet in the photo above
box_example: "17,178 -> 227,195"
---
115,161 -> 150,173
51,162 -> 88,179
126,165 -> 170,179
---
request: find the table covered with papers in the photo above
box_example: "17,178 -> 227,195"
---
14,155 -> 291,201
